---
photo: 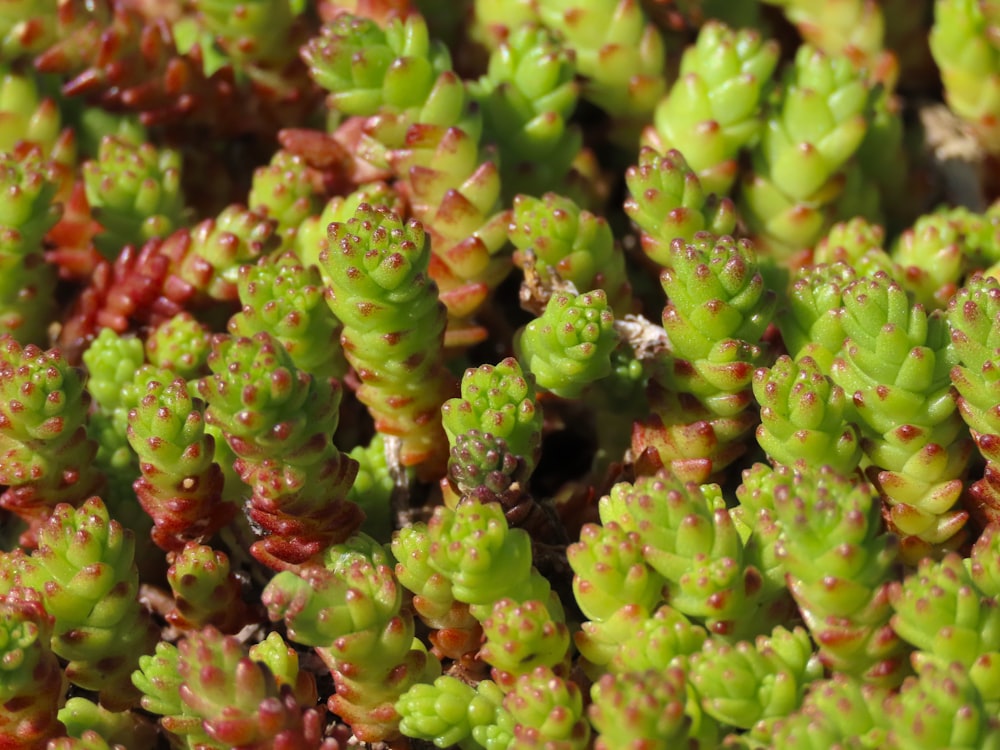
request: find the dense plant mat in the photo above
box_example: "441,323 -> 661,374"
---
7,0 -> 1000,748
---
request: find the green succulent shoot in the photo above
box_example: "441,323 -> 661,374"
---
535,0 -> 667,138
770,464 -> 907,687
345,432 -> 397,542
126,375 -> 231,552
426,499 -> 553,623
471,0 -> 540,50
294,181 -> 401,272
263,533 -> 433,743
0,148 -> 60,345
948,273 -> 1000,461
945,273 -> 1000,524
228,251 -> 348,382
778,261 -> 858,371
740,44 -> 876,256
303,12 -> 452,120
193,0 -> 302,69
624,147 -> 737,267
643,20 -> 780,196
598,472 -> 770,640
0,65 -> 55,145
0,586 -> 67,749
322,203 -> 456,475
247,150 -> 322,244
198,331 -> 362,570
515,289 -> 617,399
82,135 -> 185,258
0,337 -> 102,542
396,673 -> 509,750
390,519 -> 483,663
661,233 -> 775,382
812,216 -> 892,273
589,667 -> 705,750
510,192 -> 633,314
134,626 -> 331,749
931,0 -> 1000,153
441,357 -> 543,474
885,660 -> 1000,749
4,497 -> 158,710
164,542 -> 249,633
479,597 -> 571,686
503,666 -> 591,749
831,271 -> 970,562
605,605 -> 708,676
892,209 -> 968,309
144,312 -> 211,380
890,553 -> 1000,682
470,25 -> 582,202
633,235 -> 775,482
568,521 -> 665,627
753,354 -> 862,474
688,625 -> 823,736
56,694 -> 158,749
175,203 -> 279,302
80,327 -> 147,476
762,0 -> 889,67
768,674 -> 889,748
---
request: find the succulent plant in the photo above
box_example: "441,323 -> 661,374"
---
624,147 -> 737,266
470,26 -> 582,202
753,354 -> 863,472
228,251 -> 348,382
740,44 -> 877,256
2,497 -> 158,710
515,288 -> 618,399
535,0 -> 667,141
0,337 -> 102,543
643,21 -> 780,196
0,148 -> 60,345
263,533 -> 434,742
442,357 -> 543,473
322,202 -> 456,475
134,626 -> 335,749
589,667 -> 702,750
2,6 -> 1000,749
931,0 -> 1000,153
511,192 -> 633,313
632,235 -> 775,482
198,331 -> 362,569
164,542 -> 249,632
831,271 -> 970,562
0,586 -> 67,750
771,464 -> 908,686
82,136 -> 185,257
